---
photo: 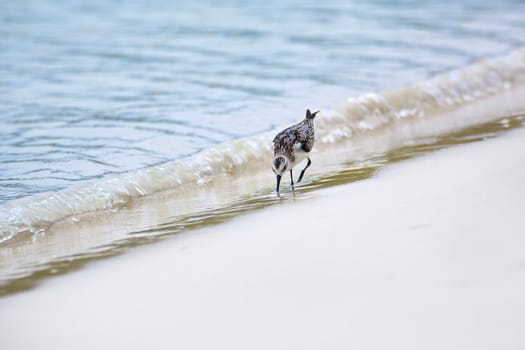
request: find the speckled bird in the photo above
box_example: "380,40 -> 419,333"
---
272,109 -> 319,192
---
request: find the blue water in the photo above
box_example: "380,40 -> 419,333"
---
1,0 -> 524,203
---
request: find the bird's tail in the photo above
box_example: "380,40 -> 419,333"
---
306,109 -> 319,119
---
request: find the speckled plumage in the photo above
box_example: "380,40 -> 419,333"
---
273,116 -> 314,163
272,109 -> 318,192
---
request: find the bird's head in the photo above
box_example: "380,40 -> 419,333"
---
272,156 -> 288,176
272,156 -> 289,192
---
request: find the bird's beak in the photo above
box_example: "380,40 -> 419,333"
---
276,174 -> 282,192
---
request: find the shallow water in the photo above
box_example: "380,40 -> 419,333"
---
1,112 -> 524,296
2,0 -> 525,202
2,1 -> 525,295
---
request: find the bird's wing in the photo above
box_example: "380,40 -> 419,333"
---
273,127 -> 299,153
295,124 -> 313,152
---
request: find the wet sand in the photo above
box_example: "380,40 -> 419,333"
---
1,127 -> 525,350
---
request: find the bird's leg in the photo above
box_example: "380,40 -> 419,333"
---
289,169 -> 294,188
276,174 -> 282,192
298,157 -> 311,183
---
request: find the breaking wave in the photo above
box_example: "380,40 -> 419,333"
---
1,48 -> 525,244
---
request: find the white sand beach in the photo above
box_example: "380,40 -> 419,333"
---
1,127 -> 524,350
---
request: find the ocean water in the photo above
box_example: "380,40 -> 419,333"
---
1,1 -> 525,294
2,0 -> 524,203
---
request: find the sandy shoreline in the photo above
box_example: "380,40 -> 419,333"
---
1,127 -> 525,349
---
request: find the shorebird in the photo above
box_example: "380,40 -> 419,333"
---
272,109 -> 319,192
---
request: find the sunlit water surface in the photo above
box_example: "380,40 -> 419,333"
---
1,0 -> 525,202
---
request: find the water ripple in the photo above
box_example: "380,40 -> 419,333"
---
1,0 -> 525,203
